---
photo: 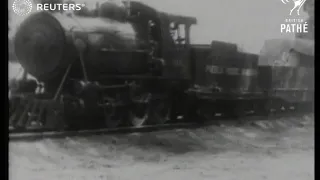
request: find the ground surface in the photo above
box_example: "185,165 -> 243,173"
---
9,115 -> 314,180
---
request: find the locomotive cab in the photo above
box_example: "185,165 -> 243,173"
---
157,13 -> 197,79
124,1 -> 197,80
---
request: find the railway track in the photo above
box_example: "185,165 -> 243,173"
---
9,111 -> 310,142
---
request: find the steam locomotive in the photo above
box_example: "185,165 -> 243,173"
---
9,1 -> 314,131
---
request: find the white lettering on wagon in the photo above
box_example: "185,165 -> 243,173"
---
205,65 -> 223,74
205,65 -> 257,76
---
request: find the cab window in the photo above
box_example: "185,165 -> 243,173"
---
169,22 -> 186,45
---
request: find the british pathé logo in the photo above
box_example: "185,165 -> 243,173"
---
12,0 -> 33,16
281,0 -> 307,15
280,19 -> 308,33
280,0 -> 308,33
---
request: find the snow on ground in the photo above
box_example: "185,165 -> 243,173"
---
9,115 -> 314,180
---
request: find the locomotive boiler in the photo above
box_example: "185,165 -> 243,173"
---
14,9 -> 151,82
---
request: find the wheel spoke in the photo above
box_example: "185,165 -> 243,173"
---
104,106 -> 125,128
148,99 -> 172,125
129,93 -> 151,127
130,112 -> 148,127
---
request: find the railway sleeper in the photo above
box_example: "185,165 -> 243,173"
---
9,97 -> 65,131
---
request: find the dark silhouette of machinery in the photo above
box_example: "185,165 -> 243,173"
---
9,1 -> 314,131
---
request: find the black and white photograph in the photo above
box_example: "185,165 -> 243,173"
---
8,0 -> 314,179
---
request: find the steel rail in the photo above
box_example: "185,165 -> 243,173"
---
9,111 -> 309,142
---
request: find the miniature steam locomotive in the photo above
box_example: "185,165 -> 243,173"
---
9,1 -> 314,131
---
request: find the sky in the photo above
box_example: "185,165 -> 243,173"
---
9,0 -> 308,54
140,0 -> 308,53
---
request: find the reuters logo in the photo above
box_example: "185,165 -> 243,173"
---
12,0 -> 33,16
